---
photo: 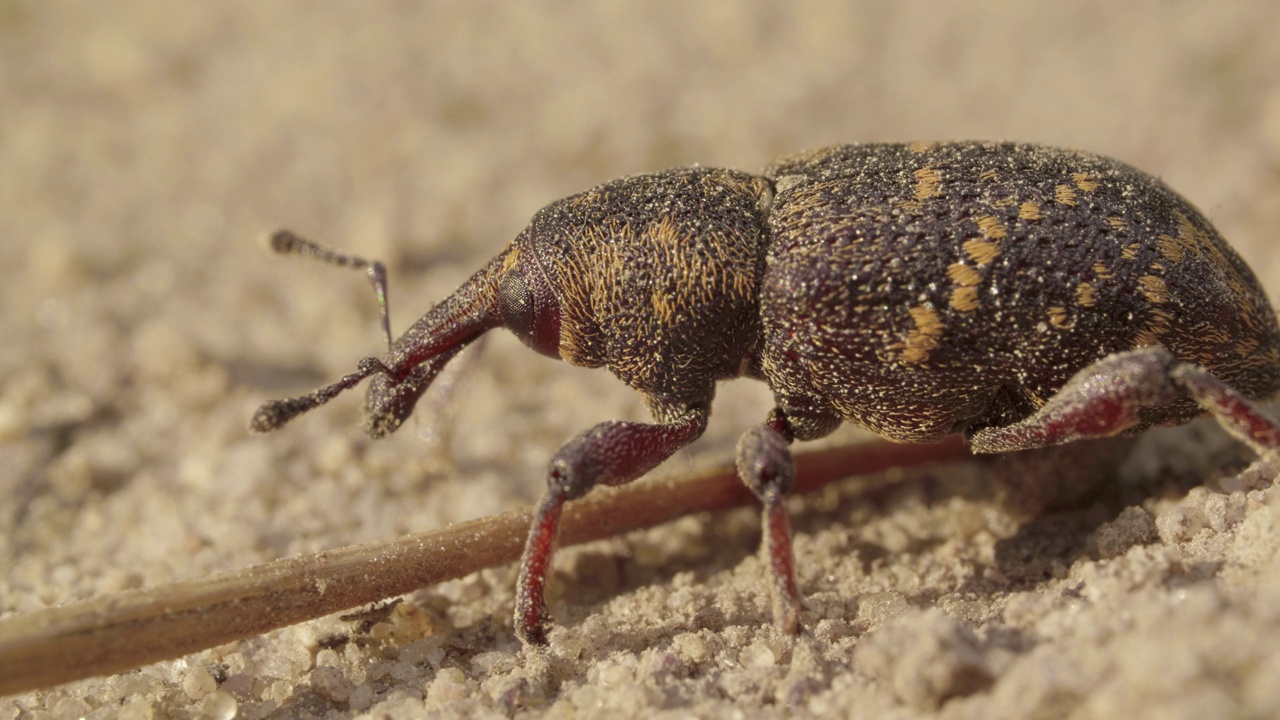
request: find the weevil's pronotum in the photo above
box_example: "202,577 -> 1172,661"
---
252,142 -> 1280,645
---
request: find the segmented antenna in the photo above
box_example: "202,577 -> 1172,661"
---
266,229 -> 394,350
250,357 -> 391,432
250,230 -> 400,433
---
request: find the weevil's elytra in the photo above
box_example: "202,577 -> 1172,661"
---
757,144 -> 1280,444
252,142 -> 1280,646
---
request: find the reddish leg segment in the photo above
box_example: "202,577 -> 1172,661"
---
735,409 -> 803,633
969,347 -> 1280,456
515,407 -> 708,644
1171,364 -> 1280,454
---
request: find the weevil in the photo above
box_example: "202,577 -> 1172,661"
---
252,142 -> 1280,645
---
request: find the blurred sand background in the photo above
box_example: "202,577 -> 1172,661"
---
4,2 -> 1280,718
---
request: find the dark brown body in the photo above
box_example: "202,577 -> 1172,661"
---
521,142 -> 1280,443
254,141 -> 1280,645
756,142 -> 1280,442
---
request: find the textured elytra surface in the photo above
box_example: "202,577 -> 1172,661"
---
759,142 -> 1280,442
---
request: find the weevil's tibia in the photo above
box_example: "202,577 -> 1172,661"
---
968,346 -> 1280,457
265,229 -> 394,349
735,409 -> 803,633
515,406 -> 709,644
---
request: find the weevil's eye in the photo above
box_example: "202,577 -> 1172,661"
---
499,255 -> 561,358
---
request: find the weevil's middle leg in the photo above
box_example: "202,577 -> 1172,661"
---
515,405 -> 709,645
735,409 -> 803,634
969,347 -> 1280,457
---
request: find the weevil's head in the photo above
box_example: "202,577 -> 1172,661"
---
254,166 -> 772,440
494,231 -> 564,359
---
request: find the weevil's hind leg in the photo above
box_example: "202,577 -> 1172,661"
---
1169,361 -> 1280,490
735,409 -> 803,634
969,347 -> 1280,457
1169,363 -> 1280,454
515,405 -> 709,645
265,229 -> 394,350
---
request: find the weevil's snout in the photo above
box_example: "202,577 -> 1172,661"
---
360,233 -> 562,439
360,348 -> 471,438
356,250 -> 510,438
362,359 -> 450,439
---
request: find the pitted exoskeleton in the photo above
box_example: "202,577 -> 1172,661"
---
253,142 -> 1280,644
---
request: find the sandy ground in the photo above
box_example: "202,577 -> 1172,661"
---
4,2 -> 1280,718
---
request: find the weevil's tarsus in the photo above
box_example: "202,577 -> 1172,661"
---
763,494 -> 802,633
266,229 -> 394,349
514,491 -> 565,646
515,406 -> 709,644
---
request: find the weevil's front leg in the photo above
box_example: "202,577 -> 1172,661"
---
515,405 -> 709,645
735,409 -> 802,633
969,347 -> 1280,456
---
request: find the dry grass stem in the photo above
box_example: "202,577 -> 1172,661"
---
0,437 -> 968,696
